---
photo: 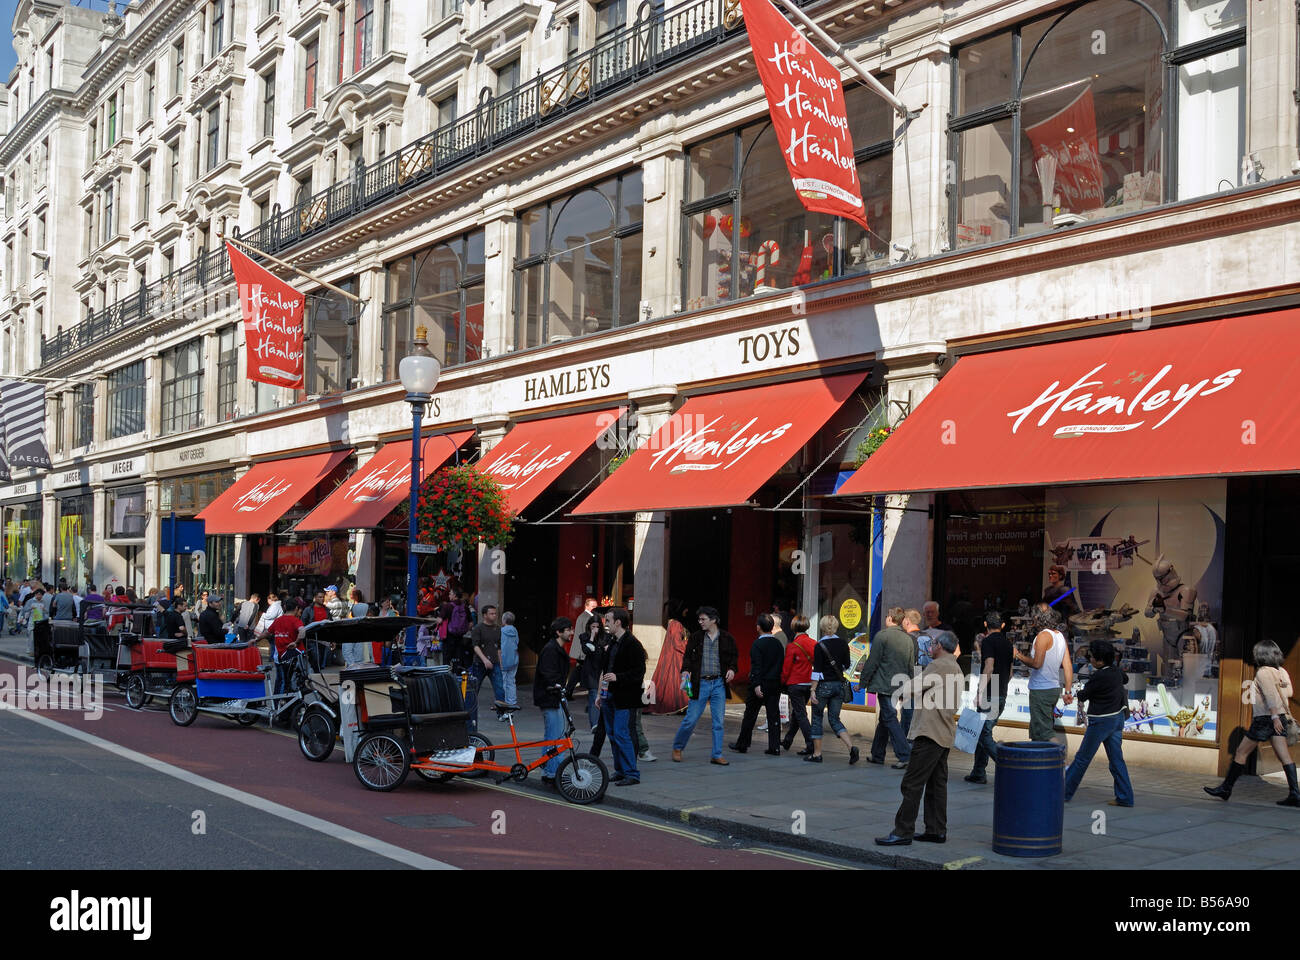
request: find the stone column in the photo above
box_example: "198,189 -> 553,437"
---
201,328 -> 219,426
480,191 -> 515,357
1247,0 -> 1300,177
41,489 -> 57,584
229,462 -> 251,599
884,36 -> 951,260
627,385 -> 677,669
473,412 -> 511,609
91,481 -> 108,590
354,260 -> 385,386
349,439 -> 381,600
877,345 -> 945,610
634,124 -> 684,319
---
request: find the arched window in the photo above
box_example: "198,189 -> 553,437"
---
950,0 -> 1244,247
383,230 -> 485,377
513,170 -> 642,349
682,81 -> 894,312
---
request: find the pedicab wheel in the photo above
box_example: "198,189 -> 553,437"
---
36,655 -> 53,680
414,765 -> 455,784
124,674 -> 147,710
354,733 -> 410,791
169,685 -> 198,727
554,753 -> 609,805
298,708 -> 337,762
236,712 -> 259,726
458,731 -> 495,780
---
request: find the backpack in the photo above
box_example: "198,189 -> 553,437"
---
448,602 -> 469,635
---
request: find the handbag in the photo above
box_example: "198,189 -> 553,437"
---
953,707 -> 984,753
817,641 -> 853,703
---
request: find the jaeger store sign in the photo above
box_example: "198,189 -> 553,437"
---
52,466 -> 90,490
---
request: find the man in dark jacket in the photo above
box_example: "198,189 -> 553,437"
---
730,614 -> 784,754
161,599 -> 188,640
534,617 -> 574,786
198,597 -> 226,645
672,605 -> 738,764
858,607 -> 915,766
599,607 -> 646,786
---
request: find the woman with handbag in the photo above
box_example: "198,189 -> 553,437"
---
1205,639 -> 1300,806
780,615 -> 816,755
805,614 -> 860,765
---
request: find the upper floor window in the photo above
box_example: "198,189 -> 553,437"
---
950,0 -> 1245,249
336,3 -> 346,84
206,103 -> 221,170
73,382 -> 94,449
161,338 -> 204,435
210,0 -> 226,59
595,0 -> 626,39
303,38 -> 319,110
107,90 -> 118,145
441,0 -> 463,18
354,0 -> 374,72
51,393 -> 64,454
107,361 -> 146,439
515,171 -> 642,350
216,324 -> 239,421
168,138 -> 181,201
144,67 -> 155,123
139,162 -> 152,221
173,38 -> 185,99
299,277 -> 359,396
384,231 -> 484,374
262,68 -> 276,138
682,81 -> 894,312
495,58 -> 520,97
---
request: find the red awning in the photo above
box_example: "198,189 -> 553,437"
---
836,310 -> 1300,496
295,431 -> 474,531
197,450 -> 351,535
477,407 -> 628,514
572,372 -> 866,514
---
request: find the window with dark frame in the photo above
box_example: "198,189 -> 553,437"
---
107,90 -> 118,144
262,68 -> 276,138
206,103 -> 220,171
383,230 -> 485,376
73,382 -> 94,449
168,138 -> 180,201
299,278 -> 359,397
304,38 -> 319,109
514,171 -> 643,350
681,80 -> 894,312
51,393 -> 64,455
210,0 -> 225,58
140,162 -> 151,221
107,361 -> 146,439
354,0 -> 374,72
161,338 -> 205,435
216,324 -> 238,421
173,38 -> 185,98
948,0 -> 1246,250
336,3 -> 346,84
145,67 -> 155,122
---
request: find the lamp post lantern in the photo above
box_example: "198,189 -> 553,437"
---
398,325 -> 441,665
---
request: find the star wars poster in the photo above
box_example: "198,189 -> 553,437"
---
1044,479 -> 1225,741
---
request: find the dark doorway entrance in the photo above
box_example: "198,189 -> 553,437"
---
668,508 -> 732,627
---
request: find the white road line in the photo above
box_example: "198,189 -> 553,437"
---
4,706 -> 456,871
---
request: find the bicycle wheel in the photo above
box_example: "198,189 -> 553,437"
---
458,731 -> 495,780
414,764 -> 455,783
353,733 -> 410,791
298,709 -> 336,762
236,712 -> 259,726
124,674 -> 147,710
554,752 -> 609,805
169,685 -> 198,727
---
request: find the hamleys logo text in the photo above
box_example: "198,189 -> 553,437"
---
483,444 -> 571,489
347,462 -> 411,503
648,416 -> 792,472
233,477 -> 295,511
1006,363 -> 1240,437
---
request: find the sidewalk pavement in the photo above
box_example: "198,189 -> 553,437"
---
5,625 -> 1296,870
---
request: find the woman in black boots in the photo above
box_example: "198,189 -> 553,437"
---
1205,640 -> 1299,806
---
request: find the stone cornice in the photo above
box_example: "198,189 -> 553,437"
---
0,87 -> 76,164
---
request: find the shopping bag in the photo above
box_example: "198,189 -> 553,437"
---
953,707 -> 984,754
779,693 -> 790,723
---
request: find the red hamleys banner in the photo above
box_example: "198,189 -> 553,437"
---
741,0 -> 868,229
227,242 -> 306,389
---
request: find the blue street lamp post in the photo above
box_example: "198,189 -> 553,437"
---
398,326 -> 441,666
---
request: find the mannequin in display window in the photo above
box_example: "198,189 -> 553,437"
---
1144,556 -> 1197,669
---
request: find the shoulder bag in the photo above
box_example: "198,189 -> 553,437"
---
817,641 -> 853,703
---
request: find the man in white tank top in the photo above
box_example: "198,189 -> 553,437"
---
1012,603 -> 1074,742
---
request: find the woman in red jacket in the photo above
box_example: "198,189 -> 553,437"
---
780,615 -> 816,755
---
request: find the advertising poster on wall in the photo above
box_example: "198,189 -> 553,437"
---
1031,478 -> 1226,741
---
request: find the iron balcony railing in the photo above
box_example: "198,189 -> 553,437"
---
43,0 -> 808,366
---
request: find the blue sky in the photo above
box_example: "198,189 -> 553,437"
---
0,0 -> 17,80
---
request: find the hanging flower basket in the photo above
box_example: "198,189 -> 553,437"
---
606,452 -> 631,476
414,465 -> 514,552
853,425 -> 893,467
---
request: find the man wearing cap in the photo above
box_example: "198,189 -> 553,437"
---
324,585 -> 347,622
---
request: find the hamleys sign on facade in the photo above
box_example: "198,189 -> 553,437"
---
1007,362 -> 1241,438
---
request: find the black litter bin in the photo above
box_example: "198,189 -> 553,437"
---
992,741 -> 1065,857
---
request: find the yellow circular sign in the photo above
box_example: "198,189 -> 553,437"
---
839,598 -> 862,630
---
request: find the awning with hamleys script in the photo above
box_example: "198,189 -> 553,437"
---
197,450 -> 352,535
571,371 -> 866,514
835,310 -> 1300,497
476,407 -> 628,514
294,431 -> 474,531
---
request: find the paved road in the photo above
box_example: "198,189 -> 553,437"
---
0,657 -> 845,870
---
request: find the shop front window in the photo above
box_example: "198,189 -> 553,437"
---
682,81 -> 893,311
108,487 -> 147,538
939,478 -> 1226,745
161,338 -> 204,435
57,495 -> 93,590
2,501 -> 42,580
950,0 -> 1246,248
383,231 -> 484,376
513,171 -> 642,349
